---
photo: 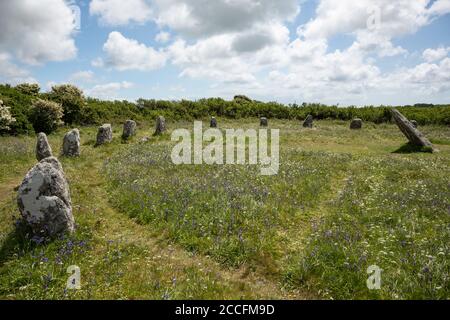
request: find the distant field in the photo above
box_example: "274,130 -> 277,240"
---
0,119 -> 449,299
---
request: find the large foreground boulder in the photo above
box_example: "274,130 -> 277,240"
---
154,116 -> 166,135
350,118 -> 363,130
303,115 -> 314,128
17,157 -> 74,237
260,117 -> 268,127
36,133 -> 53,161
391,109 -> 435,151
96,124 -> 113,146
62,129 -> 80,157
122,120 -> 137,139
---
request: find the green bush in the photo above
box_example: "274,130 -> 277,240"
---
29,99 -> 64,134
48,84 -> 85,124
0,84 -> 34,135
15,83 -> 40,96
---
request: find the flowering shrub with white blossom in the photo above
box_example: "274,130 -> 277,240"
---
0,100 -> 16,132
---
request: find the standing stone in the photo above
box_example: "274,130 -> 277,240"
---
36,132 -> 53,161
62,129 -> 80,157
210,117 -> 218,128
303,115 -> 314,128
350,118 -> 363,130
260,117 -> 268,127
154,116 -> 166,135
17,157 -> 74,237
410,120 -> 418,128
122,120 -> 137,139
391,109 -> 435,151
96,124 -> 113,146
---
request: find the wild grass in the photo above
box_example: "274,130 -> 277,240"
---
0,119 -> 449,299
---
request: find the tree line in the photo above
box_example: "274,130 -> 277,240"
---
1,83 -> 449,135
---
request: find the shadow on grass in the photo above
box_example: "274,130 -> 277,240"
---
392,143 -> 434,154
0,225 -> 35,267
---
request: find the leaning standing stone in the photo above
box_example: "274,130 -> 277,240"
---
350,118 -> 363,130
410,120 -> 418,128
210,117 -> 218,128
36,132 -> 53,161
17,157 -> 74,237
303,115 -> 314,128
96,124 -> 113,146
154,116 -> 166,135
62,129 -> 80,157
260,117 -> 268,127
122,120 -> 137,139
391,109 -> 435,151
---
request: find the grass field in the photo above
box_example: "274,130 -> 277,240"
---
0,119 -> 449,300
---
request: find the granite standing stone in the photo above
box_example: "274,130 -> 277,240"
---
391,109 -> 435,151
350,118 -> 363,130
260,117 -> 268,127
154,116 -> 166,135
62,129 -> 80,156
210,117 -> 218,128
122,120 -> 137,139
36,132 -> 53,161
96,124 -> 113,146
303,115 -> 314,128
17,157 -> 74,237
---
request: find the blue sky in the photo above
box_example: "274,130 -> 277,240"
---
0,0 -> 449,106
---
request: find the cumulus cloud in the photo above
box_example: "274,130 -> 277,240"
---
69,70 -> 96,84
0,53 -> 37,85
298,0 -> 436,40
155,31 -> 171,43
153,0 -> 300,38
100,32 -> 167,71
90,0 -> 153,26
0,0 -> 77,65
423,47 -> 450,62
428,0 -> 450,15
86,81 -> 134,100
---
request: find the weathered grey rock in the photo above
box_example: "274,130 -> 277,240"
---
303,115 -> 314,128
210,117 -> 218,128
410,120 -> 418,128
154,116 -> 166,135
36,132 -> 53,161
17,157 -> 74,237
350,118 -> 363,130
95,124 -> 112,146
260,117 -> 268,127
122,120 -> 137,139
62,129 -> 80,157
391,109 -> 435,151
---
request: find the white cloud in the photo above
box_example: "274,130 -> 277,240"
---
428,0 -> 450,15
86,81 -> 134,100
298,0 -> 434,40
0,53 -> 37,85
423,47 -> 450,62
155,31 -> 171,43
90,0 -> 153,26
0,0 -> 77,65
153,0 -> 300,38
100,32 -> 167,71
69,70 -> 96,83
